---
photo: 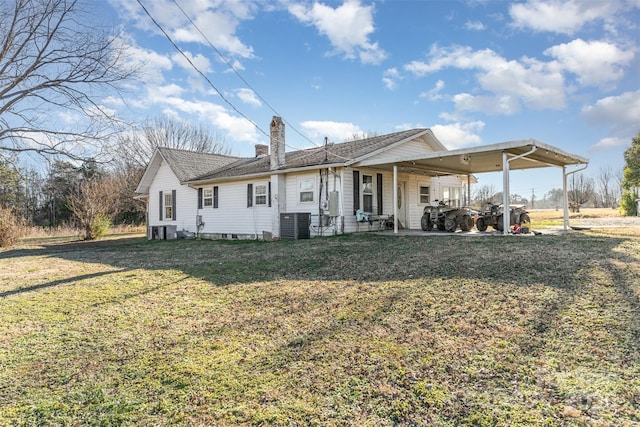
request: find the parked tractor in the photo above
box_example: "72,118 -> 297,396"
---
421,200 -> 475,232
475,203 -> 530,232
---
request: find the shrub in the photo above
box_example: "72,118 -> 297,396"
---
88,214 -> 112,240
0,207 -> 22,248
619,189 -> 638,216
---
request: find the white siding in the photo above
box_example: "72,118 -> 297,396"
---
197,179 -> 272,236
147,161 -> 466,237
361,139 -> 437,165
285,171 -> 321,213
148,160 -> 197,231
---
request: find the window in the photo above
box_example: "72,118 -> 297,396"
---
443,186 -> 461,207
203,188 -> 213,207
362,174 -> 373,213
255,184 -> 267,205
299,178 -> 314,202
419,186 -> 430,204
164,192 -> 173,219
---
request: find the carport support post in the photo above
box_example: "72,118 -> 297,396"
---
502,146 -> 538,235
502,151 -> 510,235
562,163 -> 588,231
562,166 -> 569,231
393,165 -> 398,234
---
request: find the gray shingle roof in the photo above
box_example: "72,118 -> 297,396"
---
158,147 -> 240,183
192,128 -> 429,182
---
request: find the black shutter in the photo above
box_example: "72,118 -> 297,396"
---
377,173 -> 383,215
198,188 -> 203,209
159,191 -> 163,220
247,184 -> 253,207
213,186 -> 218,209
353,170 -> 360,214
172,190 -> 176,221
268,182 -> 272,207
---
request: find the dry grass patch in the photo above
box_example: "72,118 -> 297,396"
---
1,232 -> 639,425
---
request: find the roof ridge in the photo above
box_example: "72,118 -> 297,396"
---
158,146 -> 241,159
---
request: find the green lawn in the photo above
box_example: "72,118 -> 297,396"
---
1,231 -> 639,426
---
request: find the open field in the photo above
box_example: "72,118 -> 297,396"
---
1,225 -> 639,425
527,208 -> 638,230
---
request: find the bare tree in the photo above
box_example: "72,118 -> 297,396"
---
67,175 -> 118,240
116,116 -> 230,169
596,166 -> 618,208
0,0 -> 136,161
568,173 -> 594,213
473,184 -> 497,207
343,131 -> 379,142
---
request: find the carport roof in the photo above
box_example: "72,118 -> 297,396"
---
354,139 -> 588,175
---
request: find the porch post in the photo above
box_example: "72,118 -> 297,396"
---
502,151 -> 510,235
562,166 -> 569,231
467,175 -> 471,207
393,165 -> 398,234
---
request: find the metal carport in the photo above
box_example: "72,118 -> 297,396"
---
357,139 -> 589,235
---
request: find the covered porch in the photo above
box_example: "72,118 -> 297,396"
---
354,139 -> 589,235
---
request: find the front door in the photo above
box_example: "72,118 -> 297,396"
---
397,182 -> 406,228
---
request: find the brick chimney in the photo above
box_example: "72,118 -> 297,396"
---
270,116 -> 285,170
255,144 -> 269,157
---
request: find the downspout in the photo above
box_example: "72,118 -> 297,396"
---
503,146 -> 538,235
563,163 -> 589,231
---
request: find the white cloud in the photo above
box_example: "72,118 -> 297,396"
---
300,120 -> 363,142
120,40 -> 173,85
171,51 -> 213,74
102,96 -> 125,106
383,68 -> 401,90
289,0 -> 387,64
582,90 -> 640,134
153,83 -> 184,97
544,39 -> 634,87
453,93 -> 521,115
138,86 -> 262,143
430,121 -> 485,149
509,0 -> 623,35
236,88 -> 262,107
590,137 -> 629,151
110,0 -> 255,60
464,20 -> 485,31
420,80 -> 445,100
405,45 -> 566,113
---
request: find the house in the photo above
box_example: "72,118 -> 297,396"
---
135,116 -> 470,240
136,116 -> 589,239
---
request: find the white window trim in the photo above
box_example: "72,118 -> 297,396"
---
362,174 -> 373,213
255,183 -> 267,206
419,184 -> 431,205
203,188 -> 213,207
164,192 -> 173,220
299,177 -> 315,203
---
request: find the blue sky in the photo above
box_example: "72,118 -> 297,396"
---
102,0 -> 640,198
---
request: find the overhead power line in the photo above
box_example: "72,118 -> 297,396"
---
136,0 -> 353,162
135,0 -> 268,139
169,0 -> 353,161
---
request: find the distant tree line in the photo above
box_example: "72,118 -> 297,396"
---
0,116 -> 227,242
471,164 -> 625,213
